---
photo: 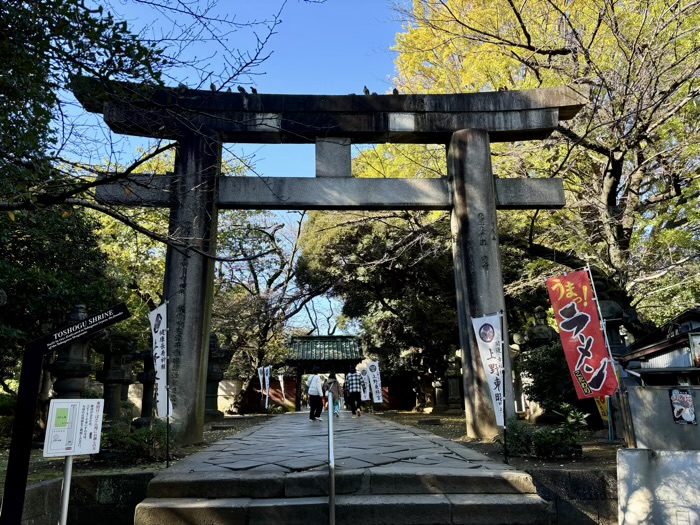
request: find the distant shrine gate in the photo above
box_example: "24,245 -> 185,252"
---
74,78 -> 586,444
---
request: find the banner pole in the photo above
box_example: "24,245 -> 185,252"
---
499,310 -> 508,464
166,379 -> 170,468
587,267 -> 616,364
587,267 -> 618,442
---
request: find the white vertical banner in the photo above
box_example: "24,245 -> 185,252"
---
264,366 -> 271,408
148,303 -> 172,418
359,368 -> 371,401
471,313 -> 504,427
278,374 -> 286,403
257,367 -> 264,399
366,361 -> 383,404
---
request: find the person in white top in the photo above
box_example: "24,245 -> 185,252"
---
306,366 -> 324,421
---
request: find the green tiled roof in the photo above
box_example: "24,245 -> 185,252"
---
288,336 -> 362,361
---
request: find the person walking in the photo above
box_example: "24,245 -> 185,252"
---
323,372 -> 343,418
345,367 -> 363,418
306,366 -> 324,421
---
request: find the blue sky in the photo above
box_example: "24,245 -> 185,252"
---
222,0 -> 406,178
109,0 -> 407,179
91,1 -> 409,333
235,1 -> 403,95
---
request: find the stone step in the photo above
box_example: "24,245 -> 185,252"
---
146,466 -> 538,499
135,493 -> 553,525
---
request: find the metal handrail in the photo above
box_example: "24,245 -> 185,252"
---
327,392 -> 336,525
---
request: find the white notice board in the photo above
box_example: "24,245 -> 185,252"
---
43,399 -> 104,457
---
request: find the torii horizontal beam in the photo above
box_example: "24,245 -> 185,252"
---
95,176 -> 565,210
72,77 -> 587,144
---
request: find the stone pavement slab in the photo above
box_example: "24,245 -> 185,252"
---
137,413 -> 554,524
147,412 -> 537,500
171,412 -> 500,475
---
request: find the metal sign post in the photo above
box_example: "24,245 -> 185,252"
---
43,398 -> 105,525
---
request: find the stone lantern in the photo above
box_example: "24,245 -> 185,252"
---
205,333 -> 232,421
96,334 -> 136,423
49,304 -> 93,399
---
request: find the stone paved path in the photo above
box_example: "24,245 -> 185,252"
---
177,411 -> 512,474
136,412 -> 552,525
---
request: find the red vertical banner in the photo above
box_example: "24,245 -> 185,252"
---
546,270 -> 619,399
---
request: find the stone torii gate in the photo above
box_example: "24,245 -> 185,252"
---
74,78 -> 586,444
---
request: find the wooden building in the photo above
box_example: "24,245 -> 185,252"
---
286,336 -> 364,411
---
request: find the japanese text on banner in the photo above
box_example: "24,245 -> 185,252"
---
471,314 -> 504,426
148,303 -> 172,417
366,361 -> 383,404
546,270 -> 618,399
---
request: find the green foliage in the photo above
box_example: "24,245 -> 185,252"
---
0,394 -> 16,416
0,0 -> 167,206
503,404 -> 588,459
0,208 -> 117,390
297,208 -> 458,383
0,416 -> 14,438
81,387 -> 104,399
504,418 -> 534,456
100,422 -> 170,464
519,340 -> 578,413
390,0 -> 700,328
553,403 -> 590,444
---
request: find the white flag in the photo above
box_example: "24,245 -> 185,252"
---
366,361 -> 383,404
264,366 -> 271,408
278,374 -> 286,403
148,303 -> 172,418
471,313 -> 504,426
359,369 -> 371,401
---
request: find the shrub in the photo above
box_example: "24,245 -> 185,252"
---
0,394 -> 16,415
501,403 -> 588,459
520,340 -> 578,412
99,421 -> 170,463
0,415 -> 14,437
503,418 -> 535,456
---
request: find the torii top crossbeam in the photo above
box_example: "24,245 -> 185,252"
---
72,77 -> 586,144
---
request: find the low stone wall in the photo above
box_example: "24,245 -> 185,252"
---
15,468 -> 617,525
17,472 -> 154,525
529,467 -> 618,525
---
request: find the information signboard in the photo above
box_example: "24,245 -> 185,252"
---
43,399 -> 104,457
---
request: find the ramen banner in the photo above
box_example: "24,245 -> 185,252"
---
546,270 -> 619,399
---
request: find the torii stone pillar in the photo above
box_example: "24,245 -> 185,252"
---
164,132 -> 220,444
449,129 -> 515,438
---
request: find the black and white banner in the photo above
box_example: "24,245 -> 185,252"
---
366,361 -> 383,404
471,313 -> 504,427
359,369 -> 371,402
264,366 -> 271,408
148,303 -> 172,418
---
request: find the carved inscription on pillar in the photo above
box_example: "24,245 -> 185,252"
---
477,213 -> 487,246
